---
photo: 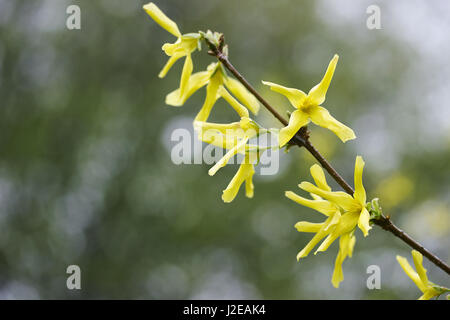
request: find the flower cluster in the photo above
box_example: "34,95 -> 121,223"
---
144,3 -> 273,202
286,156 -> 370,287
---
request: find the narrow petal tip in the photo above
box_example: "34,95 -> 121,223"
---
221,191 -> 234,203
356,155 -> 364,164
143,2 -> 182,38
298,182 -> 310,190
341,132 -> 356,143
142,2 -> 154,10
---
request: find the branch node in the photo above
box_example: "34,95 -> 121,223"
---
218,34 -> 225,52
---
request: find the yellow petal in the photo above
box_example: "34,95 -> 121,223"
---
331,233 -> 355,288
194,121 -> 243,137
310,164 -> 331,191
348,234 -> 356,258
309,106 -> 356,143
418,288 -> 440,300
411,250 -> 429,286
166,71 -> 211,106
239,116 -> 259,133
310,193 -> 323,201
245,174 -> 255,198
316,212 -> 359,253
143,2 -> 181,38
194,76 -> 221,122
222,162 -> 254,203
340,233 -> 354,257
225,77 -> 260,115
179,54 -> 193,98
208,137 -> 248,176
299,182 -> 358,212
315,233 -> 339,254
285,191 -> 336,216
162,37 -> 198,56
279,109 -> 310,147
353,156 -> 366,206
158,52 -> 183,78
193,120 -> 256,150
218,86 -> 250,119
307,54 -> 338,106
262,80 -> 307,108
331,251 -> 345,288
324,211 -> 341,231
335,211 -> 360,235
201,135 -> 241,150
396,255 -> 427,292
297,227 -> 331,260
357,207 -> 371,237
244,153 -> 256,199
295,221 -> 324,233
161,40 -> 181,56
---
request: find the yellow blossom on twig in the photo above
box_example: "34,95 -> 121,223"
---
286,156 -> 370,288
299,156 -> 371,237
263,55 -> 355,147
143,2 -> 200,98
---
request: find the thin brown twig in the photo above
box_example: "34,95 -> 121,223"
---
205,37 -> 450,276
373,218 -> 450,275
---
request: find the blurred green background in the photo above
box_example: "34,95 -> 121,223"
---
0,0 -> 449,299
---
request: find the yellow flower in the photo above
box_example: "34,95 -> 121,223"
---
262,55 -> 355,147
299,156 -> 371,237
396,250 -> 449,300
194,117 -> 265,202
143,2 -> 200,98
286,157 -> 371,288
286,167 -> 357,288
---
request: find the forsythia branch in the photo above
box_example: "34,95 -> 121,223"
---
375,218 -> 450,275
204,36 -> 450,276
142,2 -> 449,295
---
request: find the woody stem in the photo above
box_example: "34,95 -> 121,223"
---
205,37 -> 450,276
